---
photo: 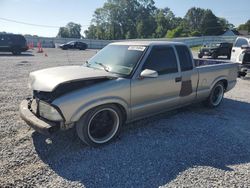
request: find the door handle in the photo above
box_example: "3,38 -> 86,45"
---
175,77 -> 182,82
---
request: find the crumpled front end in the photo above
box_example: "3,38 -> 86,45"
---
19,99 -> 62,135
20,65 -> 118,135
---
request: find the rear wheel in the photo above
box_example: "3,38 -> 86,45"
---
12,48 -> 21,55
76,104 -> 123,147
204,82 -> 224,108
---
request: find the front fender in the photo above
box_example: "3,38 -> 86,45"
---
70,96 -> 130,122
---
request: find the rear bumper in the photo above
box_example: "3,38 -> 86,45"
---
19,99 -> 60,135
238,64 -> 249,77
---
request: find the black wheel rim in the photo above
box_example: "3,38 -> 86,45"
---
211,85 -> 223,106
88,108 -> 119,144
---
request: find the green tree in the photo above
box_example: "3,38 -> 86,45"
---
184,7 -> 206,33
166,26 -> 189,38
66,22 -> 82,38
184,7 -> 228,36
85,0 -> 157,39
238,20 -> 250,32
218,17 -> 234,30
57,22 -> 82,38
200,10 -> 224,35
57,27 -> 70,38
84,2 -> 233,39
154,8 -> 176,38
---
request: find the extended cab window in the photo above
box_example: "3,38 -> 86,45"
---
175,45 -> 193,71
143,46 -> 178,75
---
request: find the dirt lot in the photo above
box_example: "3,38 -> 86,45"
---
0,48 -> 250,187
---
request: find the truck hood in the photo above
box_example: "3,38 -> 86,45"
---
29,65 -> 116,92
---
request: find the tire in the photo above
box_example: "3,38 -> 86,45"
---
211,53 -> 217,59
198,54 -> 203,58
79,46 -> 87,50
204,81 -> 224,108
12,49 -> 21,55
76,104 -> 124,147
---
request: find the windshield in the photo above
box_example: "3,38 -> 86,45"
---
85,44 -> 146,76
66,41 -> 75,45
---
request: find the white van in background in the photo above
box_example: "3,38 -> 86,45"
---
231,37 -> 250,63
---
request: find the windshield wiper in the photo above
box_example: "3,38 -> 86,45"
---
94,61 -> 110,72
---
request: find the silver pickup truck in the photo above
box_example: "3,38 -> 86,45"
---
20,41 -> 238,146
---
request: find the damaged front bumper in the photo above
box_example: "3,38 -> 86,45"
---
19,99 -> 60,135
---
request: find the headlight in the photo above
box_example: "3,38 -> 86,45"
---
39,101 -> 63,121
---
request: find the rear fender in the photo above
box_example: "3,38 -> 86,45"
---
210,76 -> 227,91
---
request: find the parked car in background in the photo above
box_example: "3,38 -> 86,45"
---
20,41 -> 238,147
198,42 -> 233,59
231,37 -> 250,63
59,41 -> 88,50
0,34 -> 28,55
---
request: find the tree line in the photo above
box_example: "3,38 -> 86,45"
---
57,0 -> 249,40
238,20 -> 250,32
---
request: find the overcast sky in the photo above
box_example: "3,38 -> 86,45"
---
0,0 -> 249,37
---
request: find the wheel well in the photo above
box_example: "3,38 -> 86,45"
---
220,79 -> 228,90
80,103 -> 127,123
112,103 -> 127,123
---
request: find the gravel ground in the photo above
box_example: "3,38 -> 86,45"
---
0,48 -> 250,188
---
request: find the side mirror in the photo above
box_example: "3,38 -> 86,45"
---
140,69 -> 158,78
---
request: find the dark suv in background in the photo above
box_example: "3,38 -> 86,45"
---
0,34 -> 28,55
198,42 -> 233,59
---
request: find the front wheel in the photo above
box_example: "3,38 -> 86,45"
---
76,104 -> 123,147
204,82 -> 224,108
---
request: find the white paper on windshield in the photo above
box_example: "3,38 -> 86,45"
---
128,46 -> 146,51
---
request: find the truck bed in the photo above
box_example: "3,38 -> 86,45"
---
193,58 -> 238,101
194,58 -> 247,77
194,58 -> 232,67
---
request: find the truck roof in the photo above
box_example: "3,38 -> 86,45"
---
111,40 -> 185,46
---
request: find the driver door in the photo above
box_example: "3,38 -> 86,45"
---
130,46 -> 182,119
